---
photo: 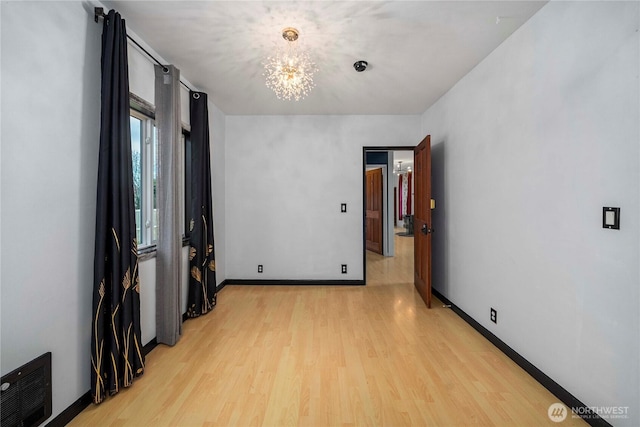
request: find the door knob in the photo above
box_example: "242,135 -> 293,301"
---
421,224 -> 434,235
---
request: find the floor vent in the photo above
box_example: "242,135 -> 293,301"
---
1,352 -> 52,427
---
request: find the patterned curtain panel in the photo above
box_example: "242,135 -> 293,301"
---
402,174 -> 409,217
187,92 -> 217,318
398,174 -> 403,220
154,65 -> 183,346
91,9 -> 144,404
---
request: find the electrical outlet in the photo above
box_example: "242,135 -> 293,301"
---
341,203 -> 347,213
341,264 -> 347,274
490,308 -> 497,324
258,265 -> 263,273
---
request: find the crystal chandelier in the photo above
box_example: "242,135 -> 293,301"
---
394,161 -> 412,175
263,27 -> 318,101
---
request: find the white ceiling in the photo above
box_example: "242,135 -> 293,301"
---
393,150 -> 414,165
104,1 -> 547,115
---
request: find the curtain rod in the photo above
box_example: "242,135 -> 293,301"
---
94,7 -> 195,93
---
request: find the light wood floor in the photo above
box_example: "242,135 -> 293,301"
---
71,233 -> 584,426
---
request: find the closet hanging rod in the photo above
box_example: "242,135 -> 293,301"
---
94,7 -> 194,93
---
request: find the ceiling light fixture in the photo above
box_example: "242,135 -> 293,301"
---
394,161 -> 412,175
263,27 -> 318,101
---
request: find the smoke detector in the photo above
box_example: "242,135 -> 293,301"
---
353,60 -> 368,72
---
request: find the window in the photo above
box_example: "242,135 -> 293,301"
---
129,95 -> 192,253
130,109 -> 157,249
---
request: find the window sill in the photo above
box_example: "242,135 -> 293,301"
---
138,244 -> 157,261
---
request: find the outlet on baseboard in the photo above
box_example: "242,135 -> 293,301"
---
341,264 -> 347,274
490,308 -> 497,324
258,265 -> 263,273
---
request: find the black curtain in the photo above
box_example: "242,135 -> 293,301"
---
186,92 -> 217,317
91,9 -> 144,404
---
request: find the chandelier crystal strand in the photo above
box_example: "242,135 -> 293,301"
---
263,28 -> 317,101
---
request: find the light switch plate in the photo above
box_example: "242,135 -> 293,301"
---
603,207 -> 620,230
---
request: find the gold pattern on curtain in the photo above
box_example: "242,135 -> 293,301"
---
91,9 -> 144,404
186,91 -> 217,317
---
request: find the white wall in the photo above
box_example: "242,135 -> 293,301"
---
210,101 -> 226,286
0,1 -> 226,421
422,1 -> 639,425
1,1 -> 101,419
225,115 -> 421,280
385,157 -> 395,257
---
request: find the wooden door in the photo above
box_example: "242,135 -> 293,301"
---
365,168 -> 383,254
414,135 -> 432,308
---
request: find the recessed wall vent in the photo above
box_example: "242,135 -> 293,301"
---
1,352 -> 52,427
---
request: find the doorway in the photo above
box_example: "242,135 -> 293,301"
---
362,147 -> 415,285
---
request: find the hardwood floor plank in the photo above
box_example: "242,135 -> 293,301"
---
70,233 -> 585,426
